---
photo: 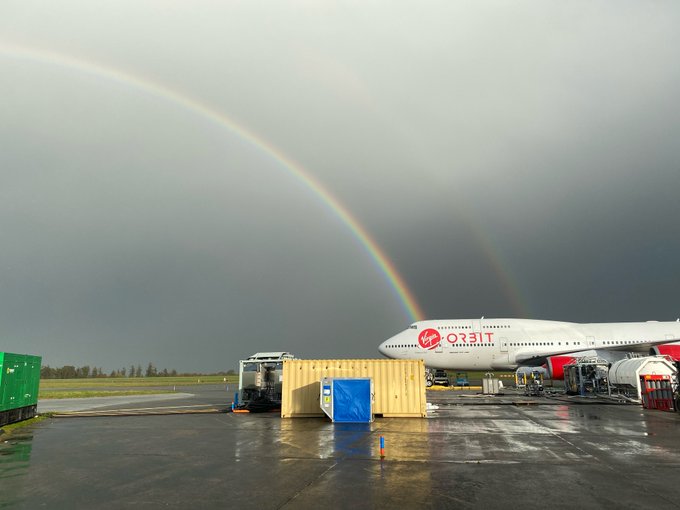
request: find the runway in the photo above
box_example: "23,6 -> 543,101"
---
2,385 -> 679,509
38,393 -> 195,413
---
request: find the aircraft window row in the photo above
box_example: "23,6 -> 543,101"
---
438,325 -> 511,329
509,341 -> 583,347
603,340 -> 634,345
390,342 -> 512,348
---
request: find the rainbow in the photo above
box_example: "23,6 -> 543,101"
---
469,226 -> 530,317
0,43 -> 426,322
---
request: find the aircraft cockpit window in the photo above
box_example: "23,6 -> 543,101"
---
409,324 -> 418,329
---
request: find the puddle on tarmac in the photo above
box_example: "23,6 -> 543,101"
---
0,433 -> 34,507
0,433 -> 33,476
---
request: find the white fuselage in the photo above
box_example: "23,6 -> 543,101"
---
378,318 -> 680,370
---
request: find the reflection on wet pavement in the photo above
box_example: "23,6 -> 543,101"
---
0,434 -> 33,508
1,387 -> 679,509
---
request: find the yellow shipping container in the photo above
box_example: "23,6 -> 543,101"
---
281,359 -> 426,418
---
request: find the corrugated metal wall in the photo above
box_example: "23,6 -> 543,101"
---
282,359 -> 426,418
0,352 -> 42,412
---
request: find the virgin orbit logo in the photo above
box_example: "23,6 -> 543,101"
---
418,328 -> 441,350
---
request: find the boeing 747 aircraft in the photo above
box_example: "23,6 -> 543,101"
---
378,318 -> 680,378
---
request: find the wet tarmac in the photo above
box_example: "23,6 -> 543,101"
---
2,385 -> 680,509
38,393 -> 194,413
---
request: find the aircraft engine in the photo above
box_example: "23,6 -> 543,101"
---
650,344 -> 680,361
545,355 -> 577,380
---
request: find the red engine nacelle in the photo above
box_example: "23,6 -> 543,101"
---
650,344 -> 680,361
546,355 -> 578,380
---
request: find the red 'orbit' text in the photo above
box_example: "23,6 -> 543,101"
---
446,332 -> 494,344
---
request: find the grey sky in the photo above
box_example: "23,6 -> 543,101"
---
1,1 -> 679,372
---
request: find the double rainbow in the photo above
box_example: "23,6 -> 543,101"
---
0,43 -> 426,322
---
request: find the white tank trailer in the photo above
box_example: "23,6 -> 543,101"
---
608,356 -> 677,400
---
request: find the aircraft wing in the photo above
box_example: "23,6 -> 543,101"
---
514,336 -> 680,366
515,350 -> 577,366
604,339 -> 680,354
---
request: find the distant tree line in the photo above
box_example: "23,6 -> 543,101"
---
40,363 -> 236,379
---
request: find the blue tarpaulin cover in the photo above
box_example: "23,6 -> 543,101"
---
333,378 -> 371,423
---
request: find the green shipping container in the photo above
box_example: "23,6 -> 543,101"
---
0,352 -> 42,427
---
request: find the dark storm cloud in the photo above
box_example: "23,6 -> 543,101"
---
1,1 -> 679,371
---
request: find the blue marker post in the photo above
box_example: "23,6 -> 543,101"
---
379,435 -> 385,459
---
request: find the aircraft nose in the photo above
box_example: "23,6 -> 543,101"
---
379,330 -> 405,357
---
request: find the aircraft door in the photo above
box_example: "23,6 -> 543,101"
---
435,337 -> 444,353
499,337 -> 508,353
444,322 -> 473,352
435,325 -> 450,353
464,321 -> 476,350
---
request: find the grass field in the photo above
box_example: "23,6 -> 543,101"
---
36,371 -> 534,399
39,373 -> 522,390
40,375 -> 239,390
